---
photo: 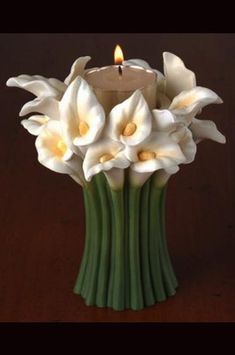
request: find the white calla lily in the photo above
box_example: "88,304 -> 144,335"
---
60,76 -> 105,151
6,74 -> 66,98
169,86 -> 223,124
21,115 -> 49,136
152,109 -> 180,132
107,90 -> 152,146
35,120 -> 85,185
20,96 -> 60,119
64,56 -> 91,85
152,109 -> 197,164
83,138 -> 130,187
6,56 -> 92,120
171,126 -> 197,164
163,52 -> 196,100
190,118 -> 226,144
125,132 -> 186,186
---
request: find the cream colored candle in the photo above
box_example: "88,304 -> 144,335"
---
84,45 -> 157,114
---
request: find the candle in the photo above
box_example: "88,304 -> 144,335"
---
84,45 -> 157,114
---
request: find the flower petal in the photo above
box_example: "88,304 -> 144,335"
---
152,109 -> 180,132
190,118 -> 226,144
107,90 -> 152,146
21,115 -> 49,136
125,131 -> 186,173
6,74 -> 66,98
163,52 -> 196,99
169,86 -> 223,124
60,76 -> 105,148
20,96 -> 60,119
35,120 -> 81,175
83,138 -> 129,181
171,126 -> 197,163
64,56 -> 91,85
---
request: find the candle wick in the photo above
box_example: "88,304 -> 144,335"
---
118,65 -> 122,77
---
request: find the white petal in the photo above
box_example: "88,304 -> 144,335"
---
35,120 -> 81,175
83,138 -> 129,181
152,109 -> 180,132
107,90 -> 152,146
169,86 -> 223,125
171,126 -> 197,163
163,52 -> 196,99
20,96 -> 60,120
60,77 -> 105,149
190,118 -> 226,144
21,115 -> 49,136
64,56 -> 91,85
126,132 -> 186,174
6,74 -> 66,98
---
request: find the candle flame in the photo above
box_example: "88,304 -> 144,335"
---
114,44 -> 124,65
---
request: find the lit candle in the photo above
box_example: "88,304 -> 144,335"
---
84,45 -> 157,114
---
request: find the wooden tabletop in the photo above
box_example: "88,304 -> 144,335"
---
0,33 -> 234,322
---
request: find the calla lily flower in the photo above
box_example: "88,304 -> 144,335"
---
60,76 -> 105,152
35,120 -> 85,185
107,90 -> 152,146
21,115 -> 49,136
83,138 -> 130,188
125,132 -> 186,186
6,56 -> 91,131
190,118 -> 226,144
152,109 -> 197,164
163,52 -> 196,100
169,86 -> 223,124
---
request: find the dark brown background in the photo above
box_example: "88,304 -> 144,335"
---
0,33 -> 234,322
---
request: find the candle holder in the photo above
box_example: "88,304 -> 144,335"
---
7,50 -> 226,311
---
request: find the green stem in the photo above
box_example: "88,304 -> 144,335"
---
140,180 -> 155,306
84,177 -> 101,305
73,187 -> 91,294
95,173 -> 111,307
129,185 -> 144,310
110,188 -> 125,311
107,190 -> 116,308
124,177 -> 130,309
149,179 -> 166,302
159,186 -> 178,290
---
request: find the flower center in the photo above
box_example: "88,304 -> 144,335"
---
99,153 -> 114,163
122,122 -> 137,136
79,121 -> 89,136
56,140 -> 68,156
173,95 -> 196,109
138,150 -> 156,161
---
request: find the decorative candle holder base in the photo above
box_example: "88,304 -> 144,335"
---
74,173 -> 178,311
